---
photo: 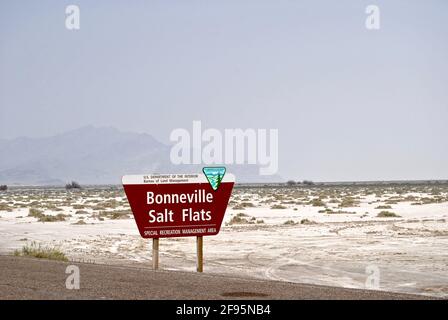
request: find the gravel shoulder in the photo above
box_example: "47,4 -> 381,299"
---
0,255 -> 432,300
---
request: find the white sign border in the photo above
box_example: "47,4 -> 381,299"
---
122,173 -> 235,185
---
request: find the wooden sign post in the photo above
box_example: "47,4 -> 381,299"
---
196,236 -> 203,272
152,238 -> 159,270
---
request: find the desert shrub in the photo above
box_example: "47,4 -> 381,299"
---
420,197 -> 443,204
239,202 -> 254,207
338,197 -> 360,208
283,219 -> 297,225
302,180 -> 315,186
318,208 -> 333,213
377,211 -> 401,218
110,211 -> 129,219
44,204 -> 63,211
286,180 -> 296,186
326,210 -> 356,214
14,242 -> 68,261
228,215 -> 251,225
15,202 -> 28,208
300,219 -> 316,225
271,204 -> 287,209
0,185 -> 7,191
309,198 -> 326,207
233,202 -> 255,210
38,213 -> 68,222
385,200 -> 398,205
0,203 -> 13,212
65,181 -> 82,190
375,205 -> 392,209
28,208 -> 68,222
235,213 -> 249,217
404,195 -> 417,202
99,210 -> 131,220
91,204 -> 107,210
28,208 -> 43,218
102,199 -> 121,208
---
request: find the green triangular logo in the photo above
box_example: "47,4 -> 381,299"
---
203,167 -> 226,191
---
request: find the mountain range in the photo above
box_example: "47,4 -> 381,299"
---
0,126 -> 280,185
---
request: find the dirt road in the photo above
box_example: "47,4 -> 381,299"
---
0,256 -> 432,300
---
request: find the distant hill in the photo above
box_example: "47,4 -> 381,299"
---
0,126 -> 281,185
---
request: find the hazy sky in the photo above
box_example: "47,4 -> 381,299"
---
1,0 -> 447,181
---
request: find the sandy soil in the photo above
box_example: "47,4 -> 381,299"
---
1,184 -> 447,298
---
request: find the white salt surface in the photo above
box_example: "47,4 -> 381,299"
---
1,187 -> 447,298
